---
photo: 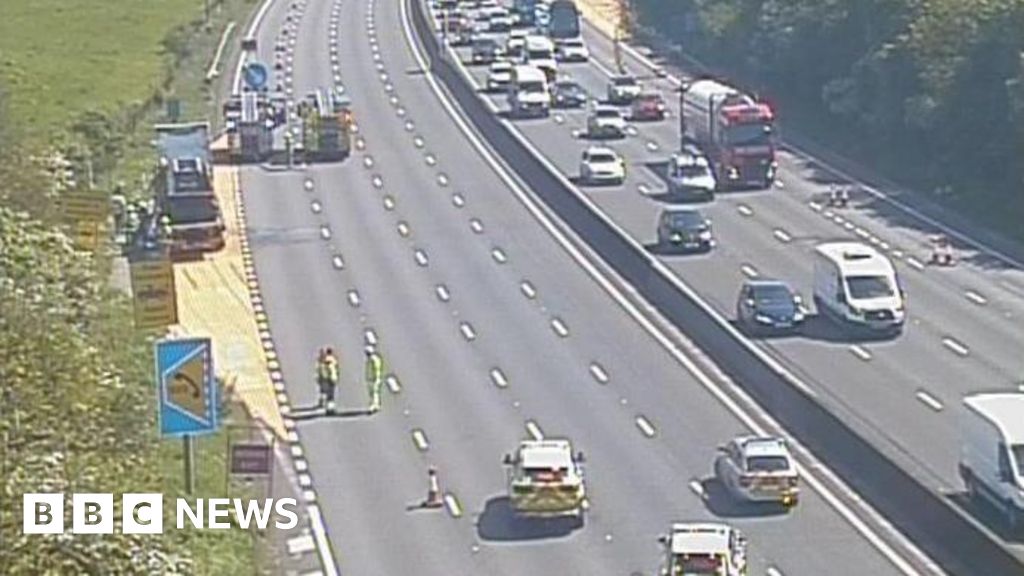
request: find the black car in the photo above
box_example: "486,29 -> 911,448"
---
551,79 -> 588,108
736,280 -> 806,332
656,209 -> 714,252
471,37 -> 500,64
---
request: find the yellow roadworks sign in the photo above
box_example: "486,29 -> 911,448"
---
130,255 -> 178,332
61,190 -> 109,223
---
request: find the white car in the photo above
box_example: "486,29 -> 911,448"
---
587,105 -> 627,139
486,8 -> 513,31
579,146 -> 625,185
607,74 -> 642,104
486,60 -> 513,92
714,436 -> 800,506
556,37 -> 589,62
666,151 -> 717,199
659,523 -> 748,576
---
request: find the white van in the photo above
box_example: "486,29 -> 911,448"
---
508,65 -> 550,118
812,242 -> 905,333
960,393 -> 1024,532
524,35 -> 557,80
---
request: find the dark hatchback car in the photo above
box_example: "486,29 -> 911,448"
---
736,280 -> 806,332
471,37 -> 500,64
551,79 -> 588,108
656,208 -> 714,252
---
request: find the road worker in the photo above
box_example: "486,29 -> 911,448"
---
316,347 -> 340,414
364,345 -> 383,414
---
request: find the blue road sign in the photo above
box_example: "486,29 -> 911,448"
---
242,62 -> 270,91
156,337 -> 219,437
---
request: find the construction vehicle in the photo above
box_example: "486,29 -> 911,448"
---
658,523 -> 749,576
681,78 -> 777,190
223,92 -> 276,163
154,123 -> 225,255
503,439 -> 586,526
297,88 -> 353,163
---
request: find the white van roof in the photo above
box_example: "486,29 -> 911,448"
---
815,242 -> 895,276
964,393 -> 1024,443
669,523 -> 731,555
525,35 -> 554,50
512,65 -> 547,82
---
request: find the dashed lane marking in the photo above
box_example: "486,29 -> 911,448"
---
551,317 -> 569,338
460,322 -> 476,341
491,248 -> 507,263
469,218 -> 484,234
737,204 -> 753,216
364,329 -> 378,347
520,280 -> 537,299
525,420 -> 544,440
906,256 -> 925,270
383,195 -> 395,210
414,249 -> 429,266
437,173 -> 450,186
635,415 -> 657,438
965,290 -> 987,305
589,362 -> 609,384
688,479 -> 705,498
397,221 -> 411,237
443,493 -> 463,518
332,255 -> 344,269
740,264 -> 759,278
435,283 -> 451,302
773,229 -> 792,243
942,337 -> 969,357
490,368 -> 508,388
451,192 -> 465,207
915,390 -> 944,412
412,428 -> 429,451
319,225 -> 331,240
347,290 -> 361,307
849,345 -> 872,361
386,375 -> 401,394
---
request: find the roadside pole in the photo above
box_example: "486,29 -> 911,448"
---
184,435 -> 196,494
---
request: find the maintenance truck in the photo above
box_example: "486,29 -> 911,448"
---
297,88 -> 353,162
503,439 -> 586,526
224,92 -> 275,163
154,122 -> 225,255
681,78 -> 776,189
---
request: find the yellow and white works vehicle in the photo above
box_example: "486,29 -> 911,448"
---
503,439 -> 586,527
659,522 -> 749,576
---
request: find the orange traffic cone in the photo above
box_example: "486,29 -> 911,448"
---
424,466 -> 443,509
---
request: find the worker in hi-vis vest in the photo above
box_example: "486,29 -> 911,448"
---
364,345 -> 384,413
316,347 -> 340,415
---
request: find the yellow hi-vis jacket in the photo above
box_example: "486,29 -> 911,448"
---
318,356 -> 339,383
365,353 -> 383,383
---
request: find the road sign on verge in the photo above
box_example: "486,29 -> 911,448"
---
130,251 -> 178,332
156,337 -> 219,437
61,190 -> 109,222
230,443 -> 273,475
242,62 -> 270,91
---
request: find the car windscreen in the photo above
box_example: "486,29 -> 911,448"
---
1013,445 -> 1024,477
751,285 -> 794,306
613,77 -> 636,86
846,275 -> 895,299
596,109 -> 620,118
669,212 -> 703,228
528,49 -> 553,60
165,197 -> 219,225
555,82 -> 580,93
677,164 -> 708,178
587,153 -> 617,164
519,80 -> 545,92
745,455 -> 790,472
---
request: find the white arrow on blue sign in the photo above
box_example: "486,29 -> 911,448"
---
156,337 -> 219,437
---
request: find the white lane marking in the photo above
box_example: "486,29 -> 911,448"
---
809,201 -> 823,212
372,175 -> 383,188
688,479 -> 706,499
554,114 -> 564,124
635,415 -> 657,438
855,227 -> 870,238
437,173 -> 450,186
906,257 -> 926,270
831,214 -> 844,225
347,290 -> 361,307
525,420 -> 544,440
849,345 -> 873,361
307,505 -> 338,576
435,283 -> 451,302
740,264 -> 760,278
550,317 -> 570,337
386,375 -> 401,393
364,329 -> 378,347
304,178 -> 315,191
965,290 -> 987,305
400,13 -> 931,576
332,255 -> 345,269
774,179 -> 786,189
589,362 -> 609,384
942,337 -> 969,357
460,322 -> 476,341
891,249 -> 905,259
491,248 -> 507,263
737,204 -> 753,216
469,218 -> 484,233
379,72 -> 389,82
383,195 -> 395,210
404,120 -> 415,131
363,155 -> 375,168
766,568 -> 784,576
443,493 -> 463,518
356,137 -> 366,150
452,192 -> 465,207
490,368 -> 508,389
844,222 -> 856,231
637,183 -> 651,195
320,225 -> 332,240
415,249 -> 429,266
773,228 -> 792,243
915,390 -> 944,412
879,241 -> 891,251
414,136 -> 425,148
397,107 -> 407,117
412,429 -> 429,451
645,140 -> 659,152
520,280 -> 537,299
398,221 -> 411,237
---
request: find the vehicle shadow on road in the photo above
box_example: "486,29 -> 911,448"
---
699,478 -> 792,518
644,242 -> 712,257
476,496 -> 582,542
946,492 -> 1024,543
796,314 -> 901,344
288,405 -> 370,421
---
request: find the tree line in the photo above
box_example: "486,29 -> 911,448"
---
635,0 -> 1024,229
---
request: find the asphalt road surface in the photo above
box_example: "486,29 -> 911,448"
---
236,0 -> 937,573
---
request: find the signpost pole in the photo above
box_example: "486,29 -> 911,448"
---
184,435 -> 196,495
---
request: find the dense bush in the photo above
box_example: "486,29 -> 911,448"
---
636,0 -> 1024,220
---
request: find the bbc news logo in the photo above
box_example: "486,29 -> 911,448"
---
23,494 -> 299,534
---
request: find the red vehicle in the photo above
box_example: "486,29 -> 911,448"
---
631,91 -> 666,121
682,78 -> 776,189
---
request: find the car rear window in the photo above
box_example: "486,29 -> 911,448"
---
588,153 -> 617,163
613,77 -> 636,86
669,212 -> 702,227
745,455 -> 790,472
596,109 -> 620,118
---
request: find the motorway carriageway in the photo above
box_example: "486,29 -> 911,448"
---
234,0 -> 931,573
450,1 -> 1024,555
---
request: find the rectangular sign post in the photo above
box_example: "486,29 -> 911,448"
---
130,249 -> 178,332
156,337 -> 220,494
61,190 -> 109,252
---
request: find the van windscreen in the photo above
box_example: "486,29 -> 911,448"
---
1013,445 -> 1024,477
846,275 -> 894,299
